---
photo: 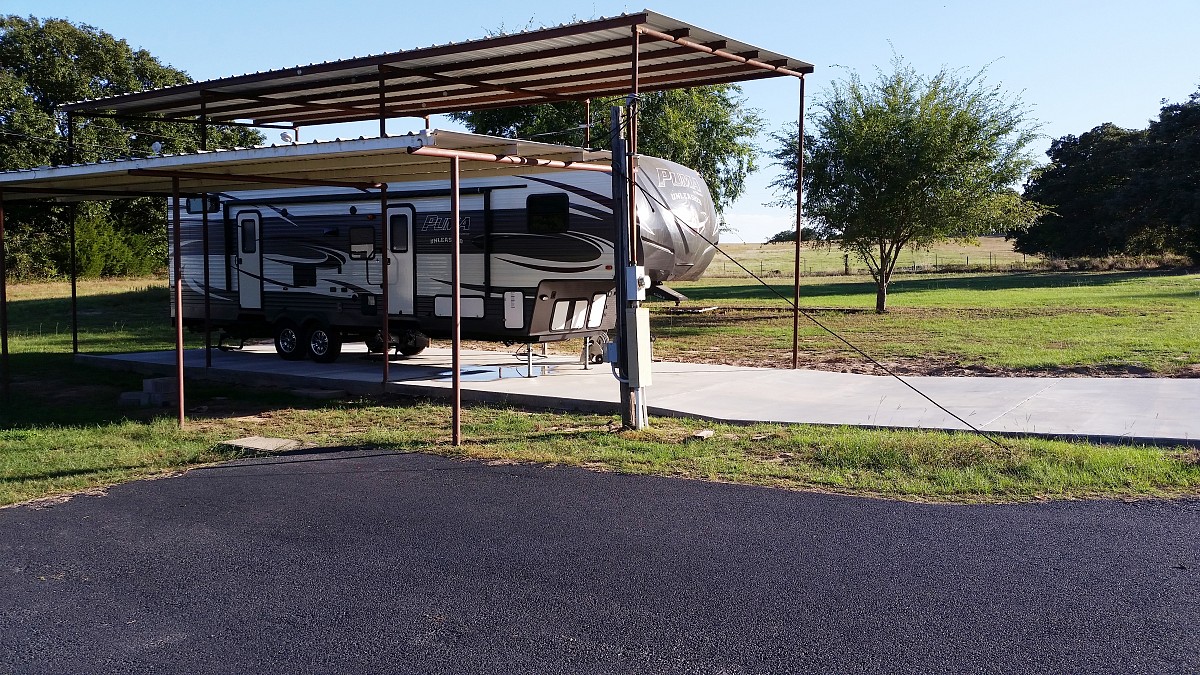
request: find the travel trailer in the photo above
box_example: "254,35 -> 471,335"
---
172,154 -> 718,363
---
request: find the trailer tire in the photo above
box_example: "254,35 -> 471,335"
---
398,329 -> 429,357
274,321 -> 307,361
306,323 -> 342,363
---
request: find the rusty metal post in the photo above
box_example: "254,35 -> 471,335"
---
379,72 -> 387,138
201,104 -> 211,367
69,203 -> 78,353
202,200 -> 211,368
171,178 -> 185,426
380,183 -> 390,385
629,26 -> 640,265
0,191 -> 8,398
67,112 -> 79,355
584,98 -> 591,147
792,76 -> 806,370
450,157 -> 462,446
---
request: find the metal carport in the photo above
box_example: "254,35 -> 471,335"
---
0,10 -> 813,437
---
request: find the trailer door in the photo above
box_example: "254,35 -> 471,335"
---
235,211 -> 262,310
387,206 -> 416,314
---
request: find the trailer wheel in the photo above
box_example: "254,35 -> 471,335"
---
306,323 -> 342,363
398,329 -> 429,357
274,321 -> 307,361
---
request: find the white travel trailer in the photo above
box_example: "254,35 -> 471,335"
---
172,149 -> 718,363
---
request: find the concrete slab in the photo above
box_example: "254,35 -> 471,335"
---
78,345 -> 1200,446
217,436 -> 302,453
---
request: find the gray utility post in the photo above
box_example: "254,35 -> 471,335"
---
609,106 -> 652,429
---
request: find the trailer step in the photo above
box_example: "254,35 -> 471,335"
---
647,284 -> 689,306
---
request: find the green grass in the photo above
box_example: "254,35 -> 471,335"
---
656,270 -> 1200,374
3,393 -> 1198,507
2,274 -> 1198,507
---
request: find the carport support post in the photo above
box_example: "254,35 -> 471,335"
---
70,204 -> 78,353
172,178 -> 185,426
380,183 -> 389,386
201,107 -> 211,368
68,112 -> 79,355
792,75 -> 806,370
450,157 -> 462,446
0,191 -> 9,398
202,199 -> 211,368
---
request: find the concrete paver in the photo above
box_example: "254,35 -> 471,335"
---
80,345 -> 1200,445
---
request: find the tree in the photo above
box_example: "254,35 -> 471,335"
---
1128,87 -> 1200,262
766,227 -> 820,244
1012,88 -> 1200,264
0,15 -> 262,278
449,85 -> 763,213
1013,124 -> 1146,258
770,58 -> 1041,312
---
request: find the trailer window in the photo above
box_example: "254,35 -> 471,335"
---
239,217 -> 256,253
349,226 -> 375,260
527,193 -> 569,234
389,213 -> 409,253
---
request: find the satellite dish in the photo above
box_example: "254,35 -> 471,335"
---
280,132 -> 294,143
150,141 -> 163,155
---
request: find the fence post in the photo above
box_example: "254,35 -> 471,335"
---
844,254 -> 849,275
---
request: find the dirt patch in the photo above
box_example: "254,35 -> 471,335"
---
458,337 -> 1191,378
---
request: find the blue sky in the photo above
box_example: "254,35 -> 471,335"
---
7,0 -> 1199,241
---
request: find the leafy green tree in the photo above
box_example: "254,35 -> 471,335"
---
1013,88 -> 1199,264
449,85 -> 763,213
771,58 -> 1041,312
1013,124 -> 1146,258
1131,87 -> 1200,262
765,227 -> 820,244
0,15 -> 262,278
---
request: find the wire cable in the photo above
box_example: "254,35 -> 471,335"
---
635,181 -> 1010,450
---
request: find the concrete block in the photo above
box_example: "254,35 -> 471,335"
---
218,436 -> 302,453
143,377 -> 178,395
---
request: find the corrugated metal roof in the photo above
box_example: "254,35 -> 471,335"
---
0,131 -> 611,201
58,10 -> 813,127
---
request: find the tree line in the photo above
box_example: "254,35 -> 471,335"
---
1012,93 -> 1200,262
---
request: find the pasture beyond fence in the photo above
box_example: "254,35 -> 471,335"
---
709,239 -> 1190,278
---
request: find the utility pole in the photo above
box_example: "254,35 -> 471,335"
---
610,106 -> 651,429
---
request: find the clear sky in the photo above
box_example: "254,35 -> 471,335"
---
6,0 -> 1199,241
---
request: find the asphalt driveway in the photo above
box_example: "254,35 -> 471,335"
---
1,450 -> 1197,674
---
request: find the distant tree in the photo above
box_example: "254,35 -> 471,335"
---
0,15 -> 262,278
449,85 -> 763,213
765,227 -> 820,244
771,58 -> 1041,312
1013,124 -> 1145,258
1130,87 -> 1200,262
1013,88 -> 1200,264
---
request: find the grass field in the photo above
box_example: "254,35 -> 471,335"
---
654,270 -> 1200,375
711,236 -> 1036,277
2,266 -> 1198,507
